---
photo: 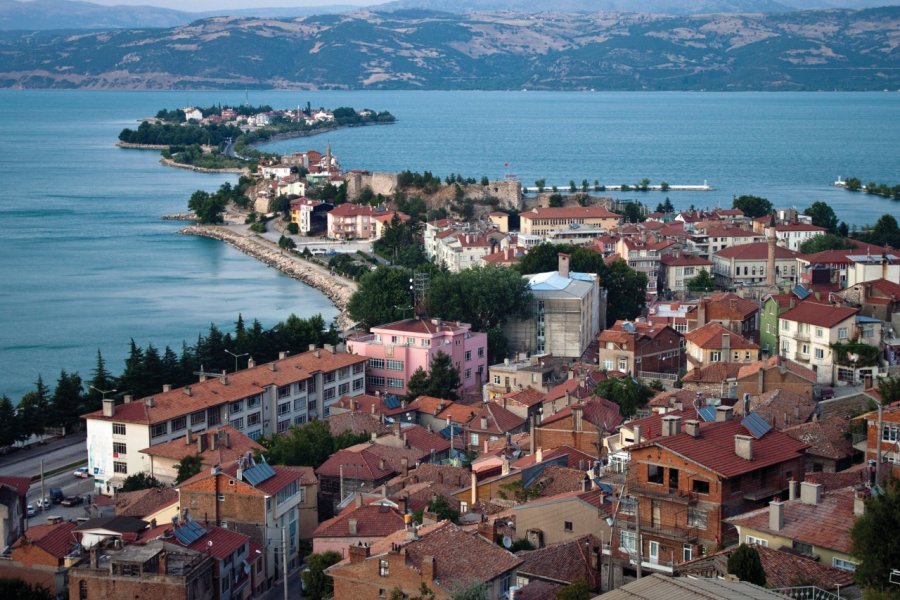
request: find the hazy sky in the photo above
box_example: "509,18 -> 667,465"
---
70,0 -> 380,11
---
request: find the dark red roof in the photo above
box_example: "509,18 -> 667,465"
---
0,475 -> 31,497
715,242 -> 800,260
13,521 -> 77,559
313,503 -> 405,539
780,302 -> 858,328
186,526 -> 250,560
625,407 -> 700,441
636,418 -> 808,478
467,403 -> 526,434
516,533 -> 603,588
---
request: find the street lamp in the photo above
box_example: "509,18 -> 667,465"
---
225,349 -> 249,373
89,385 -> 116,399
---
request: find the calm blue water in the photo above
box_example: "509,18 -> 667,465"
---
1,90 -> 899,400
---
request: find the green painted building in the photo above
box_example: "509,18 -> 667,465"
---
760,293 -> 798,355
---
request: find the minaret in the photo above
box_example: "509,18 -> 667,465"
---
325,143 -> 332,172
766,212 -> 777,287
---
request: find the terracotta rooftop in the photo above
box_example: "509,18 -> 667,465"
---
522,206 -> 620,220
83,348 -> 366,425
467,402 -> 526,435
185,526 -> 250,561
660,254 -> 712,267
648,388 -> 699,408
625,407 -> 700,441
497,387 -> 546,408
736,356 -> 818,384
715,242 -> 801,261
782,417 -> 853,461
516,533 -> 603,588
803,463 -> 872,491
115,487 -> 179,518
727,486 -> 862,554
379,423 -> 451,457
703,292 -> 759,321
331,394 -> 387,415
531,465 -> 592,497
539,396 -> 624,432
316,443 -> 417,481
634,417 -> 808,478
0,475 -> 31,497
735,389 -> 817,430
313,502 -> 405,539
404,395 -> 455,416
387,463 -> 471,490
775,223 -> 827,232
139,425 -> 263,465
515,580 -> 564,600
13,521 -> 77,559
436,403 -> 479,425
327,412 -> 390,437
370,318 -> 474,336
681,362 -> 744,383
684,322 -> 759,351
780,302 -> 858,328
180,462 -> 315,496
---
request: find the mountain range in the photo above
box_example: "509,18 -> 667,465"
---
3,0 -> 900,30
1,7 -> 898,90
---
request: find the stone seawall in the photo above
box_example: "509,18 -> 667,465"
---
159,158 -> 246,174
181,225 -> 357,327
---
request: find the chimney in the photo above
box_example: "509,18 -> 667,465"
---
573,406 -> 584,432
314,350 -> 320,358
788,479 -> 799,501
421,555 -> 436,583
697,300 -> 707,328
124,395 -> 133,404
632,424 -> 642,445
348,543 -> 370,564
184,386 -> 192,397
501,457 -> 510,476
102,397 -> 115,418
197,434 -> 207,453
684,419 -> 700,438
400,458 -> 409,476
379,458 -> 386,471
535,447 -> 543,463
470,472 -> 478,505
269,362 -> 276,372
247,357 -> 255,369
722,333 -> 731,362
163,384 -> 172,393
854,491 -> 866,516
158,551 -> 167,575
185,430 -> 193,445
309,344 -> 316,352
734,435 -> 754,460
279,351 -> 288,360
348,519 -> 358,536
799,482 -> 822,505
371,402 -> 377,415
558,253 -> 570,279
393,421 -> 402,437
662,415 -> 682,437
768,500 -> 784,531
716,405 -> 733,422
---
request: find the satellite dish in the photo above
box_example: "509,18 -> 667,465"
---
502,536 -> 512,549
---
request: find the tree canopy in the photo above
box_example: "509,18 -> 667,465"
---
120,472 -> 163,492
301,551 -> 342,600
348,266 -> 416,327
732,195 -> 773,219
852,479 -> 900,594
261,419 -> 369,468
856,214 -> 900,249
405,351 -> 461,401
594,377 -> 654,418
427,265 -> 533,334
803,201 -> 839,234
686,269 -> 716,293
799,233 -> 857,254
727,544 -> 766,586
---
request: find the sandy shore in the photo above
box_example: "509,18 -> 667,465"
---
181,224 -> 358,328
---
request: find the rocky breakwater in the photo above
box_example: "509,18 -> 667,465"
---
181,225 -> 357,327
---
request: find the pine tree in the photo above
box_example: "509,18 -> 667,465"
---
86,350 -> 114,412
0,395 -> 18,448
727,544 -> 766,586
425,352 -> 460,401
51,370 -> 84,432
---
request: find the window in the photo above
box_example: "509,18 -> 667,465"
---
379,559 -> 390,576
230,400 -> 243,414
793,540 -> 814,555
368,358 -> 385,370
816,327 -> 824,338
620,530 -> 637,553
687,508 -> 707,530
278,385 -> 291,399
465,350 -> 472,361
386,360 -> 404,371
815,348 -> 825,359
217,494 -> 225,502
190,410 -> 205,426
838,327 -> 848,340
172,416 -> 186,431
247,412 -> 261,426
231,417 -> 243,430
247,394 -> 261,409
207,407 -> 221,426
324,371 -> 336,383
421,339 -> 430,347
339,367 -> 350,379
882,425 -> 899,442
683,544 -> 693,562
247,429 -> 261,441
745,536 -> 768,547
353,378 -> 364,391
801,343 -> 809,356
367,375 -> 385,387
113,423 -> 126,436
386,378 -> 404,389
79,580 -> 88,600
692,479 -> 710,495
603,360 -> 614,370
710,351 -> 722,362
647,464 -> 664,484
620,496 -> 637,515
114,461 -> 127,474
833,557 -> 857,572
296,380 -> 307,393
323,387 -> 336,400
276,480 -> 299,505
338,382 -> 350,396
113,442 -> 127,455
782,320 -> 789,331
478,347 -> 484,358
465,368 -> 472,380
278,402 -> 291,416
294,415 -> 307,426
278,419 -> 290,433
493,375 -> 501,384
151,422 -> 167,438
353,362 -> 365,374
564,521 -> 573,532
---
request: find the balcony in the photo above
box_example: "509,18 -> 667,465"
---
634,484 -> 698,505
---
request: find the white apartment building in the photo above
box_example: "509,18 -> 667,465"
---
778,302 -> 859,385
774,223 -> 827,251
83,347 -> 366,495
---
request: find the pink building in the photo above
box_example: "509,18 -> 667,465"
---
347,318 -> 488,396
326,204 -> 409,240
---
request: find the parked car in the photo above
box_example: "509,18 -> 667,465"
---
36,497 -> 52,510
73,467 -> 90,478
60,496 -> 84,507
49,487 -> 64,504
26,504 -> 35,518
820,387 -> 835,400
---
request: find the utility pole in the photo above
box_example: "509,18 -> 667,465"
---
225,349 -> 249,374
282,525 -> 289,600
40,459 -> 45,510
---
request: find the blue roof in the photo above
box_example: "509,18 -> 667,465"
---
173,521 -> 207,545
792,285 -> 812,300
856,315 -> 881,323
384,395 -> 402,409
439,424 -> 464,440
242,461 -> 276,486
528,271 -> 594,291
741,411 -> 773,439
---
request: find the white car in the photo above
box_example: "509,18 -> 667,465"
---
73,467 -> 90,478
36,497 -> 52,510
26,504 -> 35,518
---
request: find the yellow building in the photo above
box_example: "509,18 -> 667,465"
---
520,206 -> 621,237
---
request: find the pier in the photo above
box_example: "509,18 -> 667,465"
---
522,180 -> 713,193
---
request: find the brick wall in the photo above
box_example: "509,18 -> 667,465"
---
534,416 -> 604,458
180,473 -> 266,526
68,569 -> 213,600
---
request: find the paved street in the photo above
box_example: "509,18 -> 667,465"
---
0,432 -> 86,479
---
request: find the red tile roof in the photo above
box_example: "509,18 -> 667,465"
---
782,417 -> 853,461
497,387 -> 546,408
522,206 -> 620,220
516,580 -> 564,600
775,224 -> 827,232
371,318 -> 473,336
532,465 -> 592,497
467,403 -> 526,435
313,503 -> 405,539
736,356 -> 817,384
327,412 -> 390,437
780,302 -> 858,328
684,322 -> 758,351
703,292 -> 759,321
715,242 -> 801,260
539,396 -> 624,432
660,254 -> 712,267
635,418 -> 808,478
139,425 -> 264,465
383,424 -> 451,456
0,475 -> 31,497
13,521 -> 77,559
186,526 -> 250,560
625,407 -> 700,440
115,487 -> 179,518
516,533 -> 603,588
316,443 -> 418,481
681,362 -> 744,383
726,486 -> 861,554
735,389 -> 817,430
